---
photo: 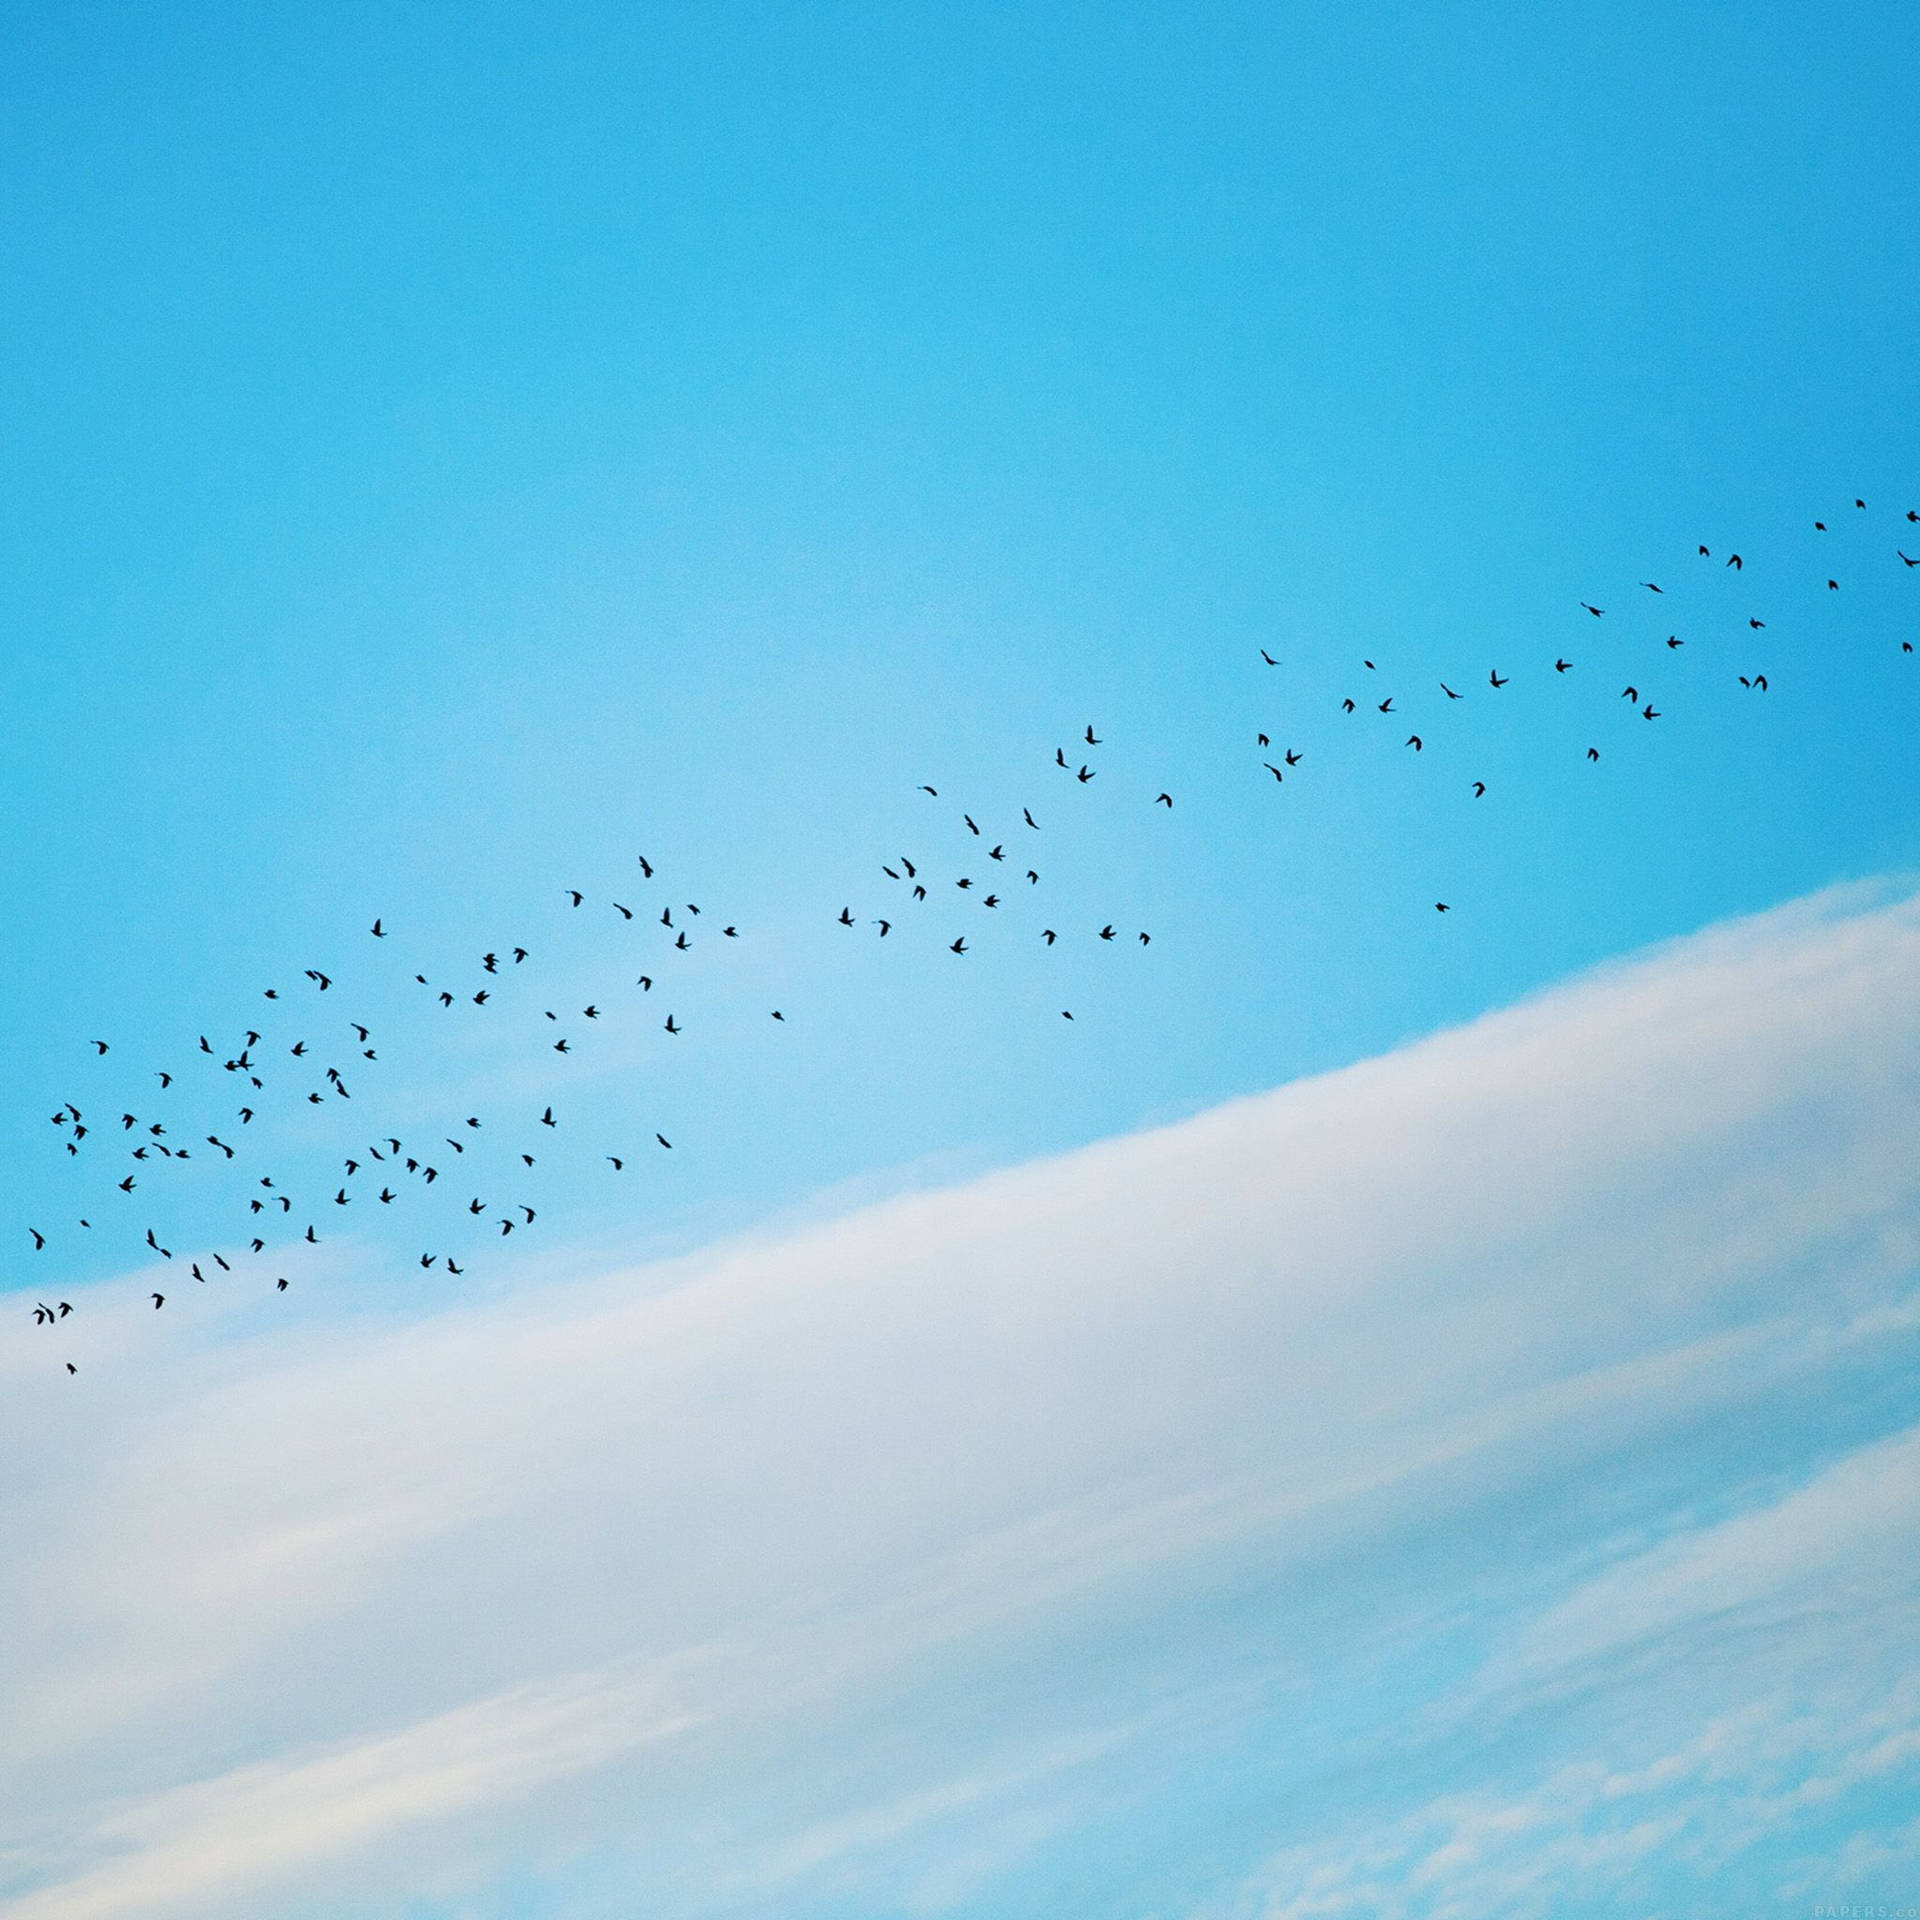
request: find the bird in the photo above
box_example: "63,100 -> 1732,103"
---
1042,930 -> 1057,945
1024,809 -> 1040,828
1666,636 -> 1684,649
370,918 -> 385,936
1062,1010 -> 1074,1020
1472,781 -> 1486,797
1488,670 -> 1508,688
613,902 -> 633,920
1137,932 -> 1150,945
567,889 -> 584,906
875,919 -> 892,935
656,1133 -> 672,1150
541,1107 -> 555,1127
607,1156 -> 624,1170
1749,618 -> 1765,630
91,1040 -> 108,1055
1406,735 -> 1423,751
29,1228 -> 44,1251
1434,903 -> 1449,914
1441,683 -> 1461,700
664,1015 -> 680,1033
1900,552 -> 1920,567
155,1071 -> 171,1088
950,938 -> 968,954
1555,659 -> 1571,673
1642,704 -> 1660,720
1581,602 -> 1605,616
1260,649 -> 1279,666
151,1293 -> 164,1309
1341,699 -> 1356,713
1727,554 -> 1743,570
1155,793 -> 1172,807
771,1010 -> 784,1021
1377,698 -> 1394,713
1640,582 -> 1663,594
920,785 -> 938,797
1263,763 -> 1284,782
1099,925 -> 1116,941
1085,726 -> 1101,746
1285,749 -> 1301,765
1077,766 -> 1095,782
637,855 -> 654,877
838,907 -> 854,926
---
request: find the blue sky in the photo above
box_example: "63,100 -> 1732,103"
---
2,3 -> 1918,1915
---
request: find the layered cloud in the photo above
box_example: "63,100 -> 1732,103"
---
4,881 -> 1920,1917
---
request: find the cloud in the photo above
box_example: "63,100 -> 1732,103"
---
3,881 -> 1920,1916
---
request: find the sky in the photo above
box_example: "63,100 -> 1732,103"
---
1,2 -> 1918,1915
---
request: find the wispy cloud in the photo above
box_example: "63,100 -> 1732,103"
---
4,882 -> 1919,1917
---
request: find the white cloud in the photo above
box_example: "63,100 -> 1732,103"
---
3,881 -> 1920,1916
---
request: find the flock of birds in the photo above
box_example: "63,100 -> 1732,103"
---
14,498 -> 1918,1372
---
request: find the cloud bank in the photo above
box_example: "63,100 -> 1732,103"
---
5,881 -> 1920,1917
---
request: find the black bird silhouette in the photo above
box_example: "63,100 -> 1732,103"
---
1156,793 -> 1172,807
964,815 -> 980,835
1641,582 -> 1663,594
371,919 -> 385,936
29,1228 -> 44,1250
838,907 -> 854,926
771,1010 -> 784,1020
151,1293 -> 164,1309
1042,930 -> 1057,945
920,785 -> 938,796
1285,750 -> 1301,765
1555,659 -> 1571,673
1341,699 -> 1356,713
1489,670 -> 1508,688
1472,781 -> 1486,797
1377,698 -> 1394,713
1642,704 -> 1660,720
1581,603 -> 1605,616
1667,636 -> 1684,649
156,1071 -> 171,1088
664,1015 -> 680,1033
656,1133 -> 672,1149
1263,763 -> 1284,781
607,1156 -> 624,1170
1085,726 -> 1101,745
1622,686 -> 1638,702
568,890 -> 583,906
1727,554 -> 1742,570
1056,749 -> 1068,767
950,938 -> 967,954
988,843 -> 1005,861
1434,903 -> 1449,913
1024,809 -> 1039,828
723,926 -> 738,937
1260,649 -> 1279,666
91,1041 -> 108,1055
1062,1010 -> 1074,1019
1406,735 -> 1423,751
1441,683 -> 1461,700
1749,618 -> 1765,630
674,932 -> 690,950
1899,552 -> 1919,567
637,855 -> 654,877
613,902 -> 632,920
875,919 -> 891,936
1076,766 -> 1095,782
1099,925 -> 1116,941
